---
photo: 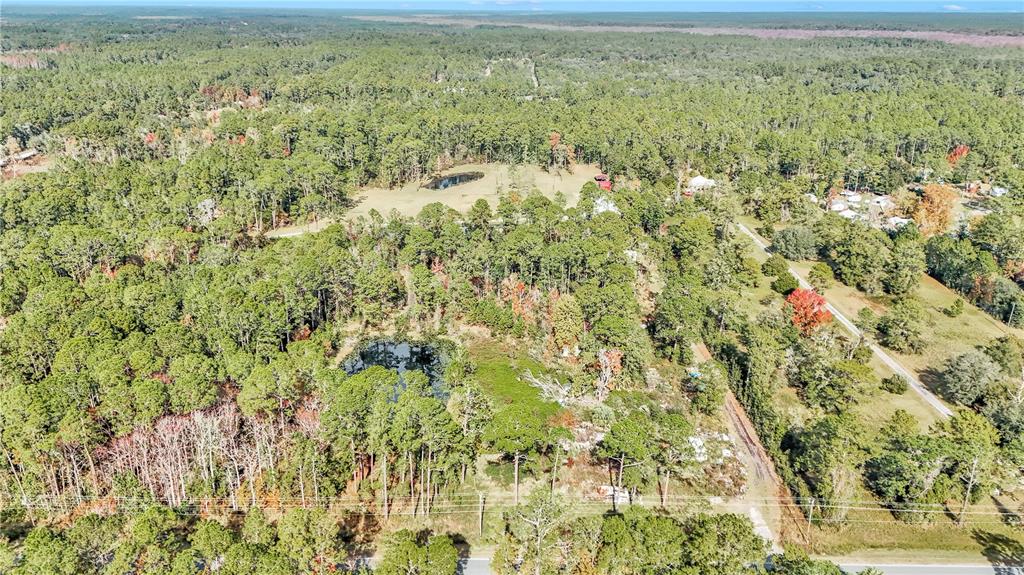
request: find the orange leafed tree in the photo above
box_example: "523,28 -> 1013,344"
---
787,288 -> 833,335
947,144 -> 969,167
913,184 -> 958,237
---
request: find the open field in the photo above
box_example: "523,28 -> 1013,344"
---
266,163 -> 601,238
349,15 -> 1024,48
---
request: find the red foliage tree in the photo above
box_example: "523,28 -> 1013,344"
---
787,288 -> 833,335
947,144 -> 970,167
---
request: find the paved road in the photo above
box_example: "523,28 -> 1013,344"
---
459,558 -> 491,575
456,558 -> 1015,574
735,222 -> 953,418
839,563 -> 1017,575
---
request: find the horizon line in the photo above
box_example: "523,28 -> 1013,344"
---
5,3 -> 1024,13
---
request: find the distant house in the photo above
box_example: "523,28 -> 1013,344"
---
829,201 -> 849,212
838,209 -> 862,220
692,175 -> 716,189
686,175 -> 716,194
594,173 -> 612,191
885,216 -> 913,229
870,195 -> 896,211
991,186 -> 1009,198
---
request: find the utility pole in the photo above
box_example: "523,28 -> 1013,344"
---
807,497 -> 816,548
958,456 -> 980,527
478,492 -> 485,536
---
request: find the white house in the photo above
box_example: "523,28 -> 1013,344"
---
686,175 -> 716,192
885,216 -> 913,229
870,195 -> 896,211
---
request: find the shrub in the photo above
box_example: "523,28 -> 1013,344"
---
877,299 -> 926,354
690,364 -> 727,415
852,345 -> 873,363
881,374 -> 909,394
762,253 -> 789,277
771,273 -> 799,295
466,298 -> 520,336
943,298 -> 964,317
855,307 -> 878,334
808,262 -> 835,291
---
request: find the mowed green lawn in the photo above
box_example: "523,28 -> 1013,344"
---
809,483 -> 1024,559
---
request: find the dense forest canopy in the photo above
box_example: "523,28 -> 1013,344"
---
1,6 -> 1023,574
490,11 -> 1024,34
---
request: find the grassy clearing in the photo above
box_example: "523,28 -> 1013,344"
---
850,355 -> 942,431
464,338 -> 562,419
808,485 -> 1024,560
267,162 -> 602,237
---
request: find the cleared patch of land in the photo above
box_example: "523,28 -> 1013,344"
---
267,162 -> 601,237
1,154 -> 52,180
348,15 -> 1024,48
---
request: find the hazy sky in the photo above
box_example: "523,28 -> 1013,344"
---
12,0 -> 1024,11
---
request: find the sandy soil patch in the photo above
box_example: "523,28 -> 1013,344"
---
267,162 -> 601,238
349,15 -> 1024,48
2,154 -> 53,180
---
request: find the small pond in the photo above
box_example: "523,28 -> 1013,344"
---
341,340 -> 446,398
425,171 -> 484,190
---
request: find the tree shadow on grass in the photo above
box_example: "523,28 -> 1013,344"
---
972,529 -> 1024,575
993,496 -> 1023,529
340,511 -> 381,572
918,366 -> 947,398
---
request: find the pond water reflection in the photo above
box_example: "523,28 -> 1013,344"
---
424,171 -> 484,190
341,340 -> 446,398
